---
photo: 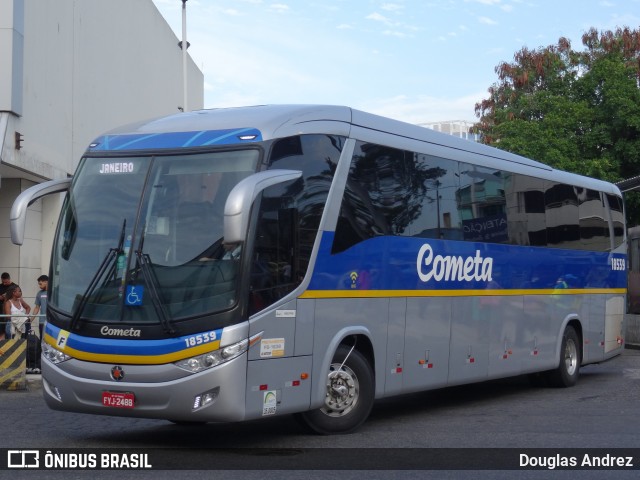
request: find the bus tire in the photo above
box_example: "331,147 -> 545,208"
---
546,325 -> 581,388
298,345 -> 374,435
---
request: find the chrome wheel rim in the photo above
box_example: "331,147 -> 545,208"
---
321,362 -> 359,417
565,337 -> 578,376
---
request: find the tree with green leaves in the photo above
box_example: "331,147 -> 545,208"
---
474,27 -> 640,224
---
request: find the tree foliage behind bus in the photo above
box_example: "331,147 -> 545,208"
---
474,27 -> 640,225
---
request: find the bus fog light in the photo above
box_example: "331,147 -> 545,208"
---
193,387 -> 220,411
202,389 -> 219,406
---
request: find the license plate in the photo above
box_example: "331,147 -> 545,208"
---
102,391 -> 135,409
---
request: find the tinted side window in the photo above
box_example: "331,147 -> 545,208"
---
505,175 -> 546,246
248,135 -> 343,313
332,143 -> 400,253
458,164 -> 507,244
249,181 -> 298,315
404,154 -> 462,241
331,139 -> 617,254
332,142 -> 464,253
545,182 -> 580,248
606,194 -> 625,249
578,189 -> 608,251
269,134 -> 343,259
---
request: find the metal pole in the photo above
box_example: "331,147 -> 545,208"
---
181,0 -> 188,112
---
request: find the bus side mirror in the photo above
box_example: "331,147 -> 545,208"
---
10,178 -> 72,245
223,169 -> 302,246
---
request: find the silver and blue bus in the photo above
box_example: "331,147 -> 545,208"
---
11,105 -> 626,434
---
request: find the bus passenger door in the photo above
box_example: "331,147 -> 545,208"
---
243,181 -> 315,419
245,297 -> 315,420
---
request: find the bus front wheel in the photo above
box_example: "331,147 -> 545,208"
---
547,325 -> 581,387
298,345 -> 374,435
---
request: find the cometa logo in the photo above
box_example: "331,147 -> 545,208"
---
416,243 -> 493,283
100,326 -> 142,337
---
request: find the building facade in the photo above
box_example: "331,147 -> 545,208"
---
419,120 -> 479,142
0,0 -> 204,306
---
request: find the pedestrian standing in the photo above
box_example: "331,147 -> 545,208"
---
31,275 -> 48,338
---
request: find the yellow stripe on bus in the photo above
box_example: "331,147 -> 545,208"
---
43,335 -> 221,365
299,288 -> 626,299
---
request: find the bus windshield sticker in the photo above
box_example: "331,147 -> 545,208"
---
56,329 -> 70,350
260,338 -> 285,358
125,285 -> 143,306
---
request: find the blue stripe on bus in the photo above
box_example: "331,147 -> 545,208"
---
307,232 -> 626,292
89,128 -> 263,151
44,323 -> 223,357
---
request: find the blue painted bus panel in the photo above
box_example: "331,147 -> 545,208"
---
89,128 -> 263,151
307,232 -> 625,294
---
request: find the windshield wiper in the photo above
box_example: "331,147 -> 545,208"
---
69,220 -> 127,332
135,226 -> 176,335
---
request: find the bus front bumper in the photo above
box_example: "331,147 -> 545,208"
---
41,354 -> 248,423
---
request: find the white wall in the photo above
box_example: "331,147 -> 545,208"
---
0,0 -> 24,115
17,0 -> 203,175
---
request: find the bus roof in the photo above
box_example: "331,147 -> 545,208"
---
88,104 -> 620,196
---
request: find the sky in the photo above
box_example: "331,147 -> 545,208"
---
151,0 -> 640,125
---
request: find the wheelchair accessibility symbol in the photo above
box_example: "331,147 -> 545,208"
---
125,285 -> 144,306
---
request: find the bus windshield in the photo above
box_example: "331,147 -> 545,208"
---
50,149 -> 260,325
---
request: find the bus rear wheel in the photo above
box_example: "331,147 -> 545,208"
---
298,345 -> 374,435
547,325 -> 581,387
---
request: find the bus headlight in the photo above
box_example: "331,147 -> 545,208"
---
175,337 -> 253,374
42,342 -> 72,364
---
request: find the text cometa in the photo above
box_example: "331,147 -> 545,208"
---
416,243 -> 493,283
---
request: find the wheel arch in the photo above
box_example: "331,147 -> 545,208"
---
555,315 -> 583,366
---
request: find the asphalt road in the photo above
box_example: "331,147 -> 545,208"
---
1,348 -> 639,480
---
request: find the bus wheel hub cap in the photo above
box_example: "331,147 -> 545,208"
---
322,365 -> 359,417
